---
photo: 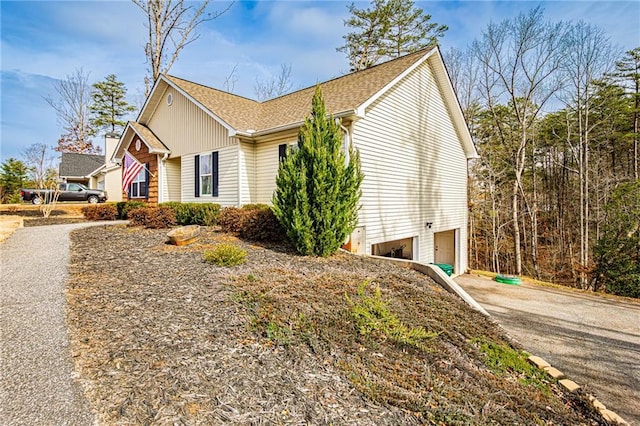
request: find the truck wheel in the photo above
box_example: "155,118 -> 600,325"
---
87,195 -> 99,204
31,196 -> 42,205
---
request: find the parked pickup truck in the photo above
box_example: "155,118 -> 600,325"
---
20,183 -> 108,204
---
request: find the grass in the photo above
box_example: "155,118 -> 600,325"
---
203,243 -> 247,266
228,264 -> 597,424
345,280 -> 438,350
474,336 -> 552,394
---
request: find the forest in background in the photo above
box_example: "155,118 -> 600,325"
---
445,7 -> 639,297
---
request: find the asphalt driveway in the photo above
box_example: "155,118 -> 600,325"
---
456,274 -> 640,425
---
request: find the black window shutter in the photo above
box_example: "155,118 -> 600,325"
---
194,155 -> 200,197
212,151 -> 219,197
143,164 -> 150,197
278,144 -> 287,162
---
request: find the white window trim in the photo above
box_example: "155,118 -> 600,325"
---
200,153 -> 213,196
130,168 -> 147,198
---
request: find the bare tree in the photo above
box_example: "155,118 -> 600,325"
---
223,63 -> 238,93
473,7 -> 568,276
45,69 -> 100,154
22,143 -> 57,188
254,64 -> 294,101
132,0 -> 233,95
560,21 -> 616,288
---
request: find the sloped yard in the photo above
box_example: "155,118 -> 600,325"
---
66,225 -> 604,425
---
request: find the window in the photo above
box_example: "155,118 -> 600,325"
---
278,144 -> 287,162
67,183 -> 81,191
200,153 -> 212,196
278,142 -> 297,162
194,152 -> 218,197
129,167 -> 148,198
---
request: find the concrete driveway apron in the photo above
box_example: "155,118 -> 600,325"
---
456,274 -> 640,425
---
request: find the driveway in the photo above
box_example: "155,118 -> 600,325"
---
0,221 -> 125,425
456,274 -> 640,425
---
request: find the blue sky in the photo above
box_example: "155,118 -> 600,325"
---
1,0 -> 639,163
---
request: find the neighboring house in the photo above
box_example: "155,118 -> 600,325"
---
112,46 -> 477,273
59,133 -> 123,201
59,152 -> 104,187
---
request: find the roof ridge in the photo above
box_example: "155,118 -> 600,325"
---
262,45 -> 436,104
160,46 -> 436,133
165,74 -> 260,104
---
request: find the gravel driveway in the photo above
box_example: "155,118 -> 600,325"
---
456,274 -> 640,425
0,222 -> 125,425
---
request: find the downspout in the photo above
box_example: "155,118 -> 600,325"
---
159,153 -> 169,203
338,121 -> 353,159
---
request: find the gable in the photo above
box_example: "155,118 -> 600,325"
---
147,85 -> 237,157
112,122 -> 169,162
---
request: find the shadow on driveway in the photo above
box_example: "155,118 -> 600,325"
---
456,274 -> 640,426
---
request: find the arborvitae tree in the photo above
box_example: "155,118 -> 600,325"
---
272,86 -> 363,257
0,158 -> 29,203
593,180 -> 640,298
90,74 -> 136,134
337,0 -> 447,72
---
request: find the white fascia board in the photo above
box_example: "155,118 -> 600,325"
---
430,49 -> 478,159
136,77 -> 165,123
357,48 -> 437,114
111,123 -> 134,163
161,75 -> 238,136
250,109 -> 359,138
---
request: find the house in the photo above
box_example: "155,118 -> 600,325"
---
58,134 -> 124,201
59,152 -> 104,186
112,46 -> 477,274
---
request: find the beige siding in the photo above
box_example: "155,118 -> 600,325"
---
181,146 -> 238,206
238,140 -> 257,204
255,138 -> 296,203
148,86 -> 235,158
104,169 -> 122,202
353,60 -> 468,271
161,157 -> 181,202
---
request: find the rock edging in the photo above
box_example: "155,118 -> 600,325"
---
527,354 -> 629,425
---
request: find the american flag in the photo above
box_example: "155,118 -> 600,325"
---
122,151 -> 144,191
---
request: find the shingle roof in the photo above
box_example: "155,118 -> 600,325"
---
164,46 -> 434,133
129,121 -> 170,153
59,152 -> 104,177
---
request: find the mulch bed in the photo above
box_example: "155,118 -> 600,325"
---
66,225 -> 604,425
23,217 -> 88,227
1,205 -> 87,227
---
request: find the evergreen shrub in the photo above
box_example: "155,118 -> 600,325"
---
81,204 -> 118,221
272,86 -> 363,257
116,201 -> 147,220
203,243 -> 247,267
219,207 -> 247,233
160,202 -> 220,226
128,206 -> 176,229
239,207 -> 285,242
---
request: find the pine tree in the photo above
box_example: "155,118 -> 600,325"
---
90,74 -> 136,134
0,158 -> 29,203
609,48 -> 640,179
272,86 -> 363,257
593,180 -> 640,298
337,0 -> 447,72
